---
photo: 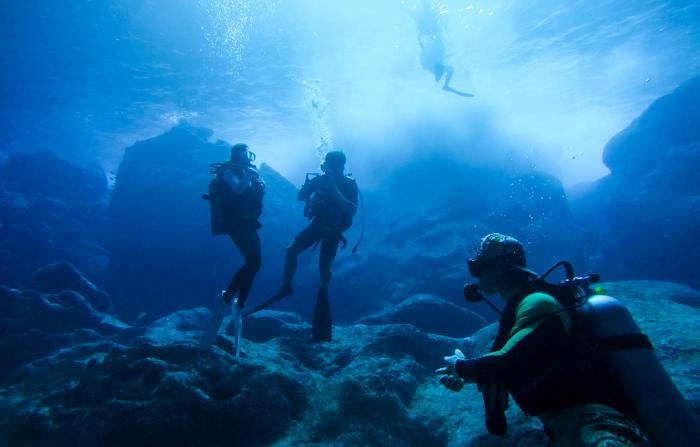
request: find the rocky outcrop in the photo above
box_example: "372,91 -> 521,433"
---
0,270 -> 126,382
29,262 -> 112,312
0,151 -> 109,287
0,280 -> 697,446
572,76 -> 700,289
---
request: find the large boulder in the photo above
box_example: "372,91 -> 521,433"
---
0,151 -> 109,287
572,76 -> 700,289
359,293 -> 486,338
29,262 -> 112,312
0,279 -> 127,382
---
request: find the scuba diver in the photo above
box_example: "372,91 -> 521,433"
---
199,143 -> 264,358
436,233 -> 700,446
248,151 -> 358,342
406,0 -> 474,98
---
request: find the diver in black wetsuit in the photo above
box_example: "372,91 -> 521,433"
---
210,143 -> 264,310
436,233 -> 700,446
275,150 -> 358,342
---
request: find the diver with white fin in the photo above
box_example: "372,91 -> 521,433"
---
200,143 -> 264,356
436,233 -> 700,446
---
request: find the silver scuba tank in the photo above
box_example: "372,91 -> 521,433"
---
579,295 -> 700,447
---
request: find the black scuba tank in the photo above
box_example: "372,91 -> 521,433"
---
578,295 -> 700,447
206,175 -> 230,235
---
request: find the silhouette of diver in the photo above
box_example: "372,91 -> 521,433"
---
407,0 -> 474,98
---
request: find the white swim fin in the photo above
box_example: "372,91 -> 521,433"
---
233,299 -> 243,359
199,291 -> 228,349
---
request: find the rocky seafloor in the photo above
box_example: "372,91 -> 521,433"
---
0,265 -> 699,447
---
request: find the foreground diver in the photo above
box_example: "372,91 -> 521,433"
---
199,143 -> 264,357
255,151 -> 358,342
437,233 -> 700,446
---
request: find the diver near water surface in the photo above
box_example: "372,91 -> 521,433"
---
436,233 -> 700,446
407,0 -> 474,98
199,143 -> 264,357
249,151 -> 358,342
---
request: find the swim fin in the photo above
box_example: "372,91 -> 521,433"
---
233,301 -> 243,359
311,287 -> 332,342
199,291 -> 228,349
244,285 -> 295,317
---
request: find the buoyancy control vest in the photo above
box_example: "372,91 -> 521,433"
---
302,173 -> 358,232
493,264 -> 700,446
203,163 -> 264,235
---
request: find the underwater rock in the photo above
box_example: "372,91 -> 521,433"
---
107,121 -> 310,321
573,76 -> 700,289
2,280 -> 696,446
0,151 -> 109,287
29,262 -> 113,312
0,342 -> 308,447
230,310 -> 310,343
142,307 -> 213,345
359,293 -> 487,338
603,76 -> 700,178
0,284 -> 128,381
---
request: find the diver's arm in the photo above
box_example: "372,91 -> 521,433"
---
456,294 -> 570,383
297,175 -> 318,201
456,316 -> 567,383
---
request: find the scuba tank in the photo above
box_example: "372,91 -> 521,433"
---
578,295 -> 700,447
204,164 -> 231,235
537,263 -> 700,446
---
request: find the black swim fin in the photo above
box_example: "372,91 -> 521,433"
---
244,286 -> 295,317
311,287 -> 332,342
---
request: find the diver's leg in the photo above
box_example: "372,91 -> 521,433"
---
229,226 -> 262,309
318,235 -> 340,290
281,222 -> 321,294
434,63 -> 446,82
442,65 -> 454,89
575,404 -> 647,447
312,235 -> 340,342
223,229 -> 247,303
441,66 -> 475,97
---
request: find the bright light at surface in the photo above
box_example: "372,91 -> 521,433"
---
2,0 -> 699,188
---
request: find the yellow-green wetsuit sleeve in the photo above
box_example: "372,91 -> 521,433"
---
455,293 -> 571,383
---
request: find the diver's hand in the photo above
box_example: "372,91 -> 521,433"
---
438,374 -> 465,392
435,349 -> 466,376
435,349 -> 471,391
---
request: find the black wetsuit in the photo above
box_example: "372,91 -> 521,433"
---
284,173 -> 358,287
219,165 -> 264,308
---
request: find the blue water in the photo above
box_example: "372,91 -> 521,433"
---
2,0 -> 700,186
